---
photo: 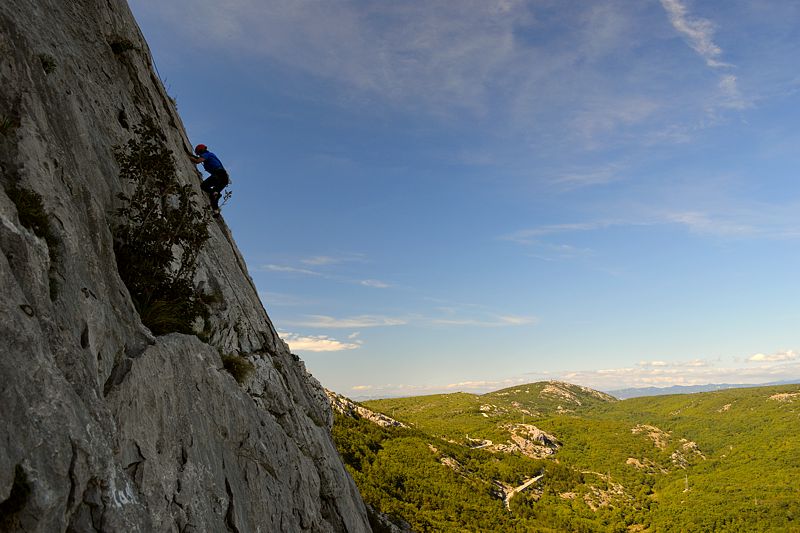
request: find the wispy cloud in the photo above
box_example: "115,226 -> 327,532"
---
445,378 -> 528,391
286,314 -> 408,329
554,355 -> 800,390
344,354 -> 800,398
503,201 -> 800,248
347,383 -> 438,398
360,279 -> 391,289
717,74 -> 748,110
345,378 -> 530,398
431,315 -> 537,327
259,264 -> 322,276
426,302 -> 537,328
162,0 -> 534,114
300,256 -> 340,266
662,211 -> 755,237
280,331 -> 362,352
258,291 -> 319,307
660,0 -> 725,67
259,255 -> 396,289
550,164 -> 626,190
497,315 -> 537,326
525,242 -> 594,262
659,0 -> 749,109
285,310 -> 535,330
638,360 -> 669,367
501,222 -> 618,245
571,97 -> 661,143
136,0 -> 776,154
300,254 -> 366,266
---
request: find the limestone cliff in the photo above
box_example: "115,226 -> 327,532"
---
0,1 -> 370,531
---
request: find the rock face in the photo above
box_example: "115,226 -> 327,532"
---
496,424 -> 560,459
0,1 -> 370,531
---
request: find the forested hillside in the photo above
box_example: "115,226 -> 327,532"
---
331,382 -> 800,532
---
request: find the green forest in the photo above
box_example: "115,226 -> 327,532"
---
331,382 -> 800,532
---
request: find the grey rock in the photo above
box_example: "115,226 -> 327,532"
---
0,1 -> 370,531
326,389 -> 408,429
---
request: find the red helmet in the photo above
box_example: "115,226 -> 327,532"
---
194,144 -> 207,155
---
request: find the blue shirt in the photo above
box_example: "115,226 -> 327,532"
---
199,151 -> 224,173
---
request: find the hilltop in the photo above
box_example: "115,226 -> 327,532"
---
483,380 -> 617,413
363,381 -> 616,447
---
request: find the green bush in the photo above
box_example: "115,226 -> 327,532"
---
112,117 -> 210,336
38,53 -> 56,74
6,184 -> 56,248
0,115 -> 17,136
222,354 -> 255,384
108,36 -> 138,55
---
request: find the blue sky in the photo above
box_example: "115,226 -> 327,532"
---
128,0 -> 800,396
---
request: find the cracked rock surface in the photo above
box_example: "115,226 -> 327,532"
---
0,1 -> 369,531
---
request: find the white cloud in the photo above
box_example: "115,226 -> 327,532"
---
748,350 -> 798,363
280,332 -> 362,352
287,314 -> 407,328
351,385 -> 374,391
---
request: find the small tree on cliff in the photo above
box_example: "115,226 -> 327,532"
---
113,117 -> 210,335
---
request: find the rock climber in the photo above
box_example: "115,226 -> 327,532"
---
188,144 -> 229,217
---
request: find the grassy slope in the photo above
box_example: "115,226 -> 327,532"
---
588,385 -> 800,530
348,382 -> 800,532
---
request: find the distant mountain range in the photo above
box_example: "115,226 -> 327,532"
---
351,378 -> 800,402
607,378 -> 800,399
